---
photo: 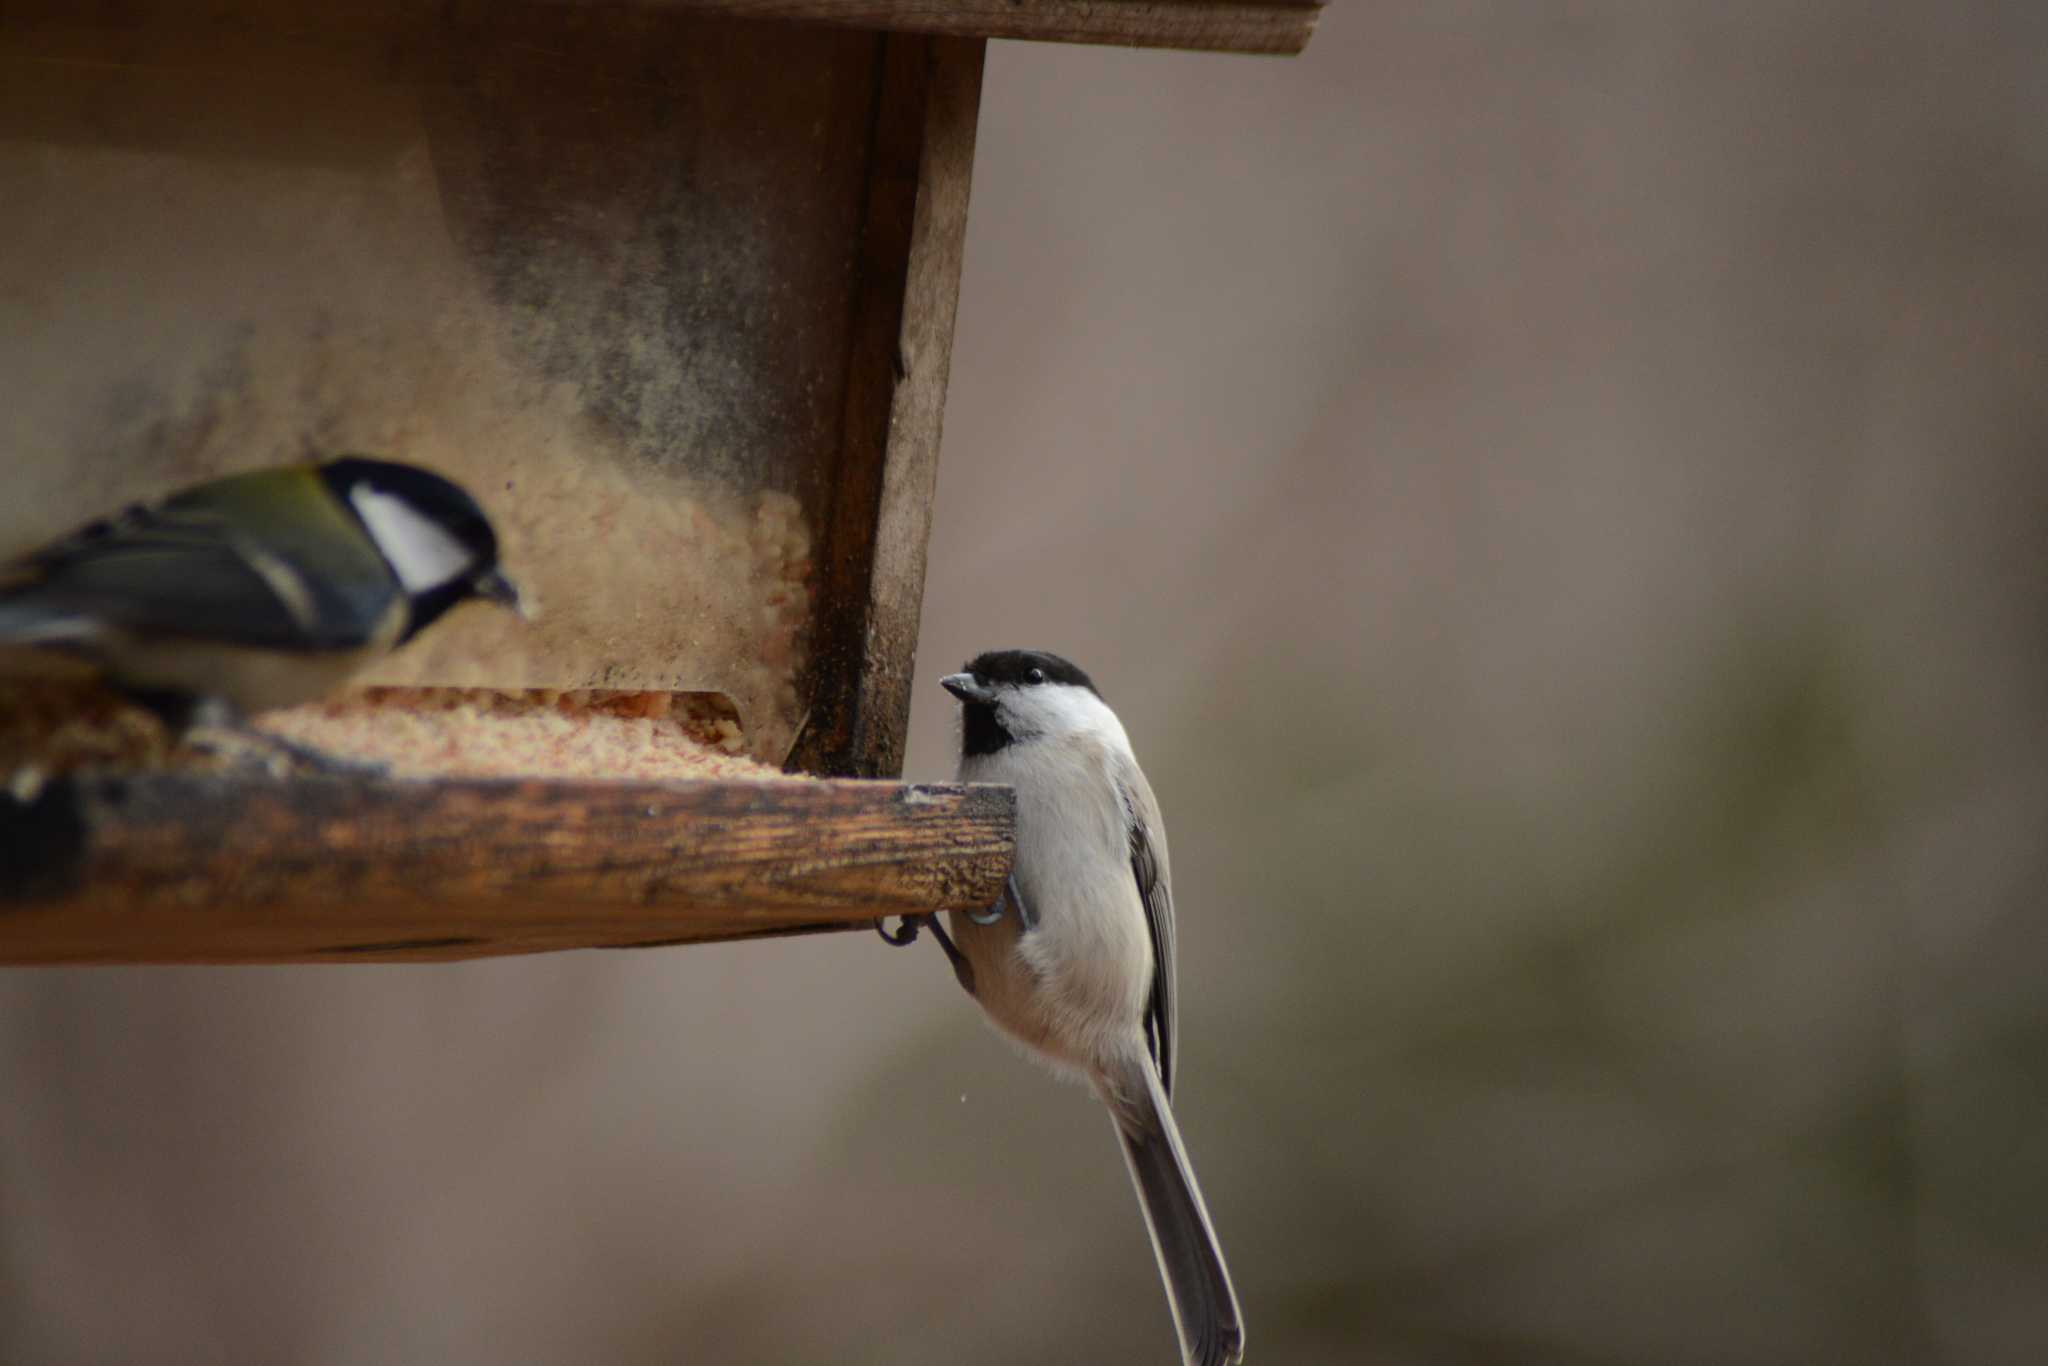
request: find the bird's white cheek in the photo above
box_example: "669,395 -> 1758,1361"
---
350,487 -> 474,592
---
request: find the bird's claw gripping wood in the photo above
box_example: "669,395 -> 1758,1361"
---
874,915 -> 924,947
874,912 -> 977,996
967,874 -> 1034,929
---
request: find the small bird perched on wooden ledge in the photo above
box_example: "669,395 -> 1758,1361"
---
888,648 -> 1244,1366
0,456 -> 522,771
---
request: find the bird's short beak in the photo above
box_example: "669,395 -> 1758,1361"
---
941,672 -> 995,705
473,568 -> 530,620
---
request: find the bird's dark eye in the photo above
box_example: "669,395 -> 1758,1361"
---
1026,667 -> 1045,685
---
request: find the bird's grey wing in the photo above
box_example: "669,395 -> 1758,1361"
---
6,501 -> 389,651
1118,754 -> 1178,1100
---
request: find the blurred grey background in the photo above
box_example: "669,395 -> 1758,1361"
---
6,3 -> 2048,1362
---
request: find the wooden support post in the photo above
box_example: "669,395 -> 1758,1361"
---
797,35 -> 985,777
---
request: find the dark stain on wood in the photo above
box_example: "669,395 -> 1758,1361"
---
1,775 -> 88,904
317,936 -> 488,956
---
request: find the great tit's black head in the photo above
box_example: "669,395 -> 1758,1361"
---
320,456 -> 524,638
942,649 -> 1109,756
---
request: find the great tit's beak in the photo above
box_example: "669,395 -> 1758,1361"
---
473,568 -> 530,620
941,672 -> 995,705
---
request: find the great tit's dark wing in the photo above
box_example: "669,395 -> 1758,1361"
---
3,468 -> 401,652
1118,754 -> 1178,1099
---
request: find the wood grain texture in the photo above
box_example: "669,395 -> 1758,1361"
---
0,775 -> 1014,964
855,38 -> 983,780
637,0 -> 1323,55
794,36 -> 984,778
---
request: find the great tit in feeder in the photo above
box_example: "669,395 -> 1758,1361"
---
922,650 -> 1244,1366
0,456 -> 523,757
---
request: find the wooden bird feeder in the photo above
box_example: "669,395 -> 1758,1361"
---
0,0 -> 1322,963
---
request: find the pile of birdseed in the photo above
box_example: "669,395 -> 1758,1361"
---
0,683 -> 793,782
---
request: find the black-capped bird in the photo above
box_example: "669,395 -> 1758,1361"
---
0,456 -> 522,757
930,649 -> 1244,1366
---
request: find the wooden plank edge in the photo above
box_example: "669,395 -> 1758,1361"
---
850,36 -> 983,777
645,0 -> 1324,55
794,35 -> 983,777
0,774 -> 1013,965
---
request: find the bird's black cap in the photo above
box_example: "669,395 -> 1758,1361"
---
318,456 -> 516,640
960,649 -> 1099,696
319,456 -> 502,568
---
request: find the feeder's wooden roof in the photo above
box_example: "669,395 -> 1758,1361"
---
662,0 -> 1324,54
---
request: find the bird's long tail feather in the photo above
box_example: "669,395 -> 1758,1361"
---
1111,1058 -> 1244,1366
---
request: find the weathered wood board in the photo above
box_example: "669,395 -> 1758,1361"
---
0,776 -> 1014,963
633,0 -> 1323,54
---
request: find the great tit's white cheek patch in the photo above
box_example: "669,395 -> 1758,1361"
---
350,486 -> 477,593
